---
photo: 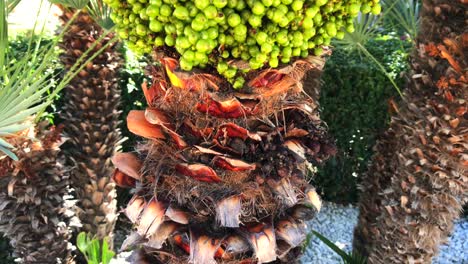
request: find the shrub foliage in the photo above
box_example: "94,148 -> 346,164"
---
313,36 -> 411,203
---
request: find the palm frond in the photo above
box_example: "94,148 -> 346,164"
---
0,0 -> 7,69
0,1 -> 117,160
382,0 -> 420,40
87,0 -> 114,30
50,0 -> 114,30
0,21 -> 57,159
333,12 -> 403,97
312,230 -> 367,264
334,13 -> 380,52
6,0 -> 20,14
48,0 -> 89,9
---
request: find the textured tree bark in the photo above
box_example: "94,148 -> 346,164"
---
112,53 -> 336,263
354,0 -> 467,263
0,125 -> 74,263
59,10 -> 122,245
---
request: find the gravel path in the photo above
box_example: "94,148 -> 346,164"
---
301,203 -> 468,264
112,202 -> 468,264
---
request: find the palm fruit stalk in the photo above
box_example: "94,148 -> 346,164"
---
353,0 -> 468,263
0,124 -> 74,263
105,0 -> 381,263
58,9 -> 122,243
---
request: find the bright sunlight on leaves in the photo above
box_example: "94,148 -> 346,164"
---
76,232 -> 115,264
0,0 -> 117,160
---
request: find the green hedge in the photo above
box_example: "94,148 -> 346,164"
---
119,45 -> 148,152
313,35 -> 411,204
0,235 -> 13,264
116,46 -> 148,208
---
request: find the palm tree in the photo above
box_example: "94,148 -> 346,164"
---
354,0 -> 467,262
0,0 -> 115,261
104,0 -> 379,263
0,2 -> 75,262
115,56 -> 332,264
56,0 -> 122,245
0,124 -> 75,263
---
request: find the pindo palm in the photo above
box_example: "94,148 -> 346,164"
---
106,0 -> 381,263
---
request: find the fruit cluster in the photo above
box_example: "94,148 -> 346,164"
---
105,0 -> 381,86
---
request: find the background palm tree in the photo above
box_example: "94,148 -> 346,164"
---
0,0 -> 113,261
354,0 -> 467,262
54,0 -> 122,246
0,124 -> 75,263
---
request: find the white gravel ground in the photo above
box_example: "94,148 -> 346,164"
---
111,202 -> 468,264
301,202 -> 468,264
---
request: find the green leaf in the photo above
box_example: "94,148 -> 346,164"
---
76,232 -> 88,255
89,237 -> 101,263
382,0 -> 420,40
334,13 -> 381,52
87,0 -> 114,30
0,0 -> 7,69
0,123 -> 32,134
0,137 -> 14,149
333,12 -> 403,98
312,230 -> 368,264
0,102 -> 49,128
6,0 -> 20,14
101,238 -> 115,264
312,230 -> 354,263
48,0 -> 90,9
0,144 -> 17,160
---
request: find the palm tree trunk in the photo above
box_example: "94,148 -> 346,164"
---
112,54 -> 335,263
59,9 -> 122,245
0,125 -> 74,263
354,1 -> 467,263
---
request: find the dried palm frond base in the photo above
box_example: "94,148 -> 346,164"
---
112,55 -> 335,263
0,124 -> 75,263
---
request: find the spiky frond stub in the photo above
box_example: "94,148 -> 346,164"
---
0,125 -> 75,263
354,0 -> 467,263
59,10 -> 122,243
113,54 -> 335,263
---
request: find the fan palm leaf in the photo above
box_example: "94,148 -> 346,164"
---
52,0 -> 114,30
334,12 -> 403,97
0,0 -> 118,160
48,0 -> 89,9
87,0 -> 113,30
382,0 -> 420,40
